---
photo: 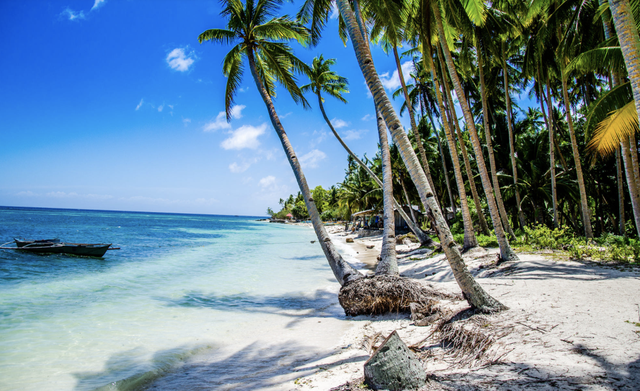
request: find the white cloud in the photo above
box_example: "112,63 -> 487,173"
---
379,61 -> 415,91
182,118 -> 191,126
342,129 -> 368,140
311,130 -> 327,147
135,99 -> 144,111
229,105 -> 245,118
362,114 -> 374,121
16,191 -> 37,197
62,8 -> 85,20
330,3 -> 339,19
204,112 -> 230,131
91,0 -> 106,10
62,0 -> 106,21
220,123 -> 267,150
158,104 -> 164,112
229,161 -> 251,173
279,112 -> 293,119
166,47 -> 195,72
203,105 -> 245,132
259,176 -> 276,188
299,149 -> 326,168
331,118 -> 349,128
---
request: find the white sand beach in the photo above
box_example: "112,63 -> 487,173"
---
144,225 -> 640,390
291,226 -> 640,390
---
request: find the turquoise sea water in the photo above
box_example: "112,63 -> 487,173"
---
0,207 -> 340,390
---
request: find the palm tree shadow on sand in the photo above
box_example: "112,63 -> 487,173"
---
73,340 -> 368,391
431,348 -> 640,390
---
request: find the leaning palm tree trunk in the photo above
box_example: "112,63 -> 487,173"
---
432,0 -> 518,262
561,66 -> 593,239
501,42 -> 527,229
539,70 -> 559,228
316,93 -> 432,246
247,50 -> 363,286
463,43 -> 516,241
400,176 -> 418,223
473,45 -> 498,235
599,3 -> 635,236
608,0 -> 640,236
621,136 -> 640,237
426,49 -> 477,249
616,148 -> 626,235
335,0 -> 506,312
422,92 -> 458,220
438,52 -> 491,238
375,108 -> 399,275
394,46 -> 438,203
608,0 -> 640,129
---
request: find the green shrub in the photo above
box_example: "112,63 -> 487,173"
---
453,233 -> 464,246
520,225 -> 572,250
477,234 -> 499,248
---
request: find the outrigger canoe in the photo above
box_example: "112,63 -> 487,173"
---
1,239 -> 119,257
15,238 -> 61,247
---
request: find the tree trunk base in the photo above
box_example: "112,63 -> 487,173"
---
338,275 -> 460,316
364,331 -> 427,390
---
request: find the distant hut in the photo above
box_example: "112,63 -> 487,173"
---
394,205 -> 427,232
351,209 -> 380,230
350,206 -> 426,233
286,213 -> 293,220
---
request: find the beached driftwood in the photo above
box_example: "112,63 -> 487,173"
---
338,274 -> 460,316
364,331 -> 426,390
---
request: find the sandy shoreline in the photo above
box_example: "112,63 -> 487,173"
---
145,224 -> 640,390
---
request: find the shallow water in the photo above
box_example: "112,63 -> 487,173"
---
0,207 -> 342,390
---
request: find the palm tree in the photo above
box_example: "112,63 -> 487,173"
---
500,38 -> 528,229
571,0 -> 640,237
301,0 -> 506,312
199,0 -> 363,286
375,107 -> 399,274
300,55 -> 401,269
608,0 -> 640,130
429,0 -> 518,262
403,61 -> 460,221
366,0 -> 439,200
300,56 -> 433,246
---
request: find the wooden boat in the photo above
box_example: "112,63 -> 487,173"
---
1,239 -> 117,257
15,238 -> 61,247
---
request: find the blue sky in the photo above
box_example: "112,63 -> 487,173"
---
0,1 -> 532,216
0,0 -> 424,216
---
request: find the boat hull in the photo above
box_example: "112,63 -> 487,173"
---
15,238 -> 61,247
15,243 -> 111,257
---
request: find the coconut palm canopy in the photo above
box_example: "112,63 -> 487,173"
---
2,0 -> 640,238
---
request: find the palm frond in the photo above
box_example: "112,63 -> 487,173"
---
222,45 -> 245,120
254,17 -> 310,46
257,41 -> 310,108
588,101 -> 639,159
461,0 -> 487,26
338,11 -> 348,46
198,28 -> 237,44
254,50 -> 277,97
566,46 -> 627,75
585,82 -> 634,138
296,0 -> 333,45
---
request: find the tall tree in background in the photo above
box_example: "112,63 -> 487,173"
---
199,0 -> 363,286
430,0 -> 519,262
300,0 -> 506,311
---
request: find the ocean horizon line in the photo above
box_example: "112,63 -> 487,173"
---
0,205 -> 268,220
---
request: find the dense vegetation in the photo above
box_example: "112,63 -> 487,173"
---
265,0 -> 640,244
204,0 -> 640,313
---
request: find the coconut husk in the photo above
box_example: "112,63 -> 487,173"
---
338,275 -> 460,317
